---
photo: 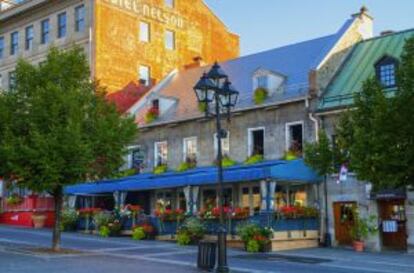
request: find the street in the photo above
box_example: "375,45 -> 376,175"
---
0,226 -> 413,273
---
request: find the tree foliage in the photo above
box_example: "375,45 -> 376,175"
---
304,131 -> 335,177
336,37 -> 414,190
0,47 -> 137,250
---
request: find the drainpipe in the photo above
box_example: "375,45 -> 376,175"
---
309,112 -> 319,142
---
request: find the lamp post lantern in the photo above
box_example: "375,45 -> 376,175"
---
193,62 -> 238,273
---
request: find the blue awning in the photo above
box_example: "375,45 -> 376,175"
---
65,159 -> 320,195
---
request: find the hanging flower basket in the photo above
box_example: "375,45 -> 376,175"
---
145,107 -> 159,124
253,87 -> 269,105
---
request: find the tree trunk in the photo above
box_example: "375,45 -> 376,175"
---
52,186 -> 63,252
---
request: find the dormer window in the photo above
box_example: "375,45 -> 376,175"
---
252,68 -> 285,95
375,56 -> 398,88
257,76 -> 268,89
152,99 -> 159,111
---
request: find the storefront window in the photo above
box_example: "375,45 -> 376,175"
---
252,186 -> 261,213
241,187 -> 249,209
156,191 -> 173,210
202,189 -> 216,209
223,188 -> 233,207
290,189 -> 307,206
178,191 -> 186,211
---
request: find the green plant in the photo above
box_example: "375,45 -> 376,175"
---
108,220 -> 122,236
145,107 -> 159,124
99,226 -> 110,237
154,164 -> 168,175
198,102 -> 207,113
176,217 -> 205,245
132,227 -> 146,240
60,208 -> 78,231
222,156 -> 237,168
244,154 -> 264,165
177,232 -> 191,246
176,161 -> 196,172
283,150 -> 299,161
350,209 -> 378,242
246,240 -> 260,253
253,87 -> 268,105
111,168 -> 137,179
93,211 -> 111,230
6,194 -> 23,205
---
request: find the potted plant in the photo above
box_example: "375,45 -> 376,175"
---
253,87 -> 268,105
350,209 -> 378,252
32,213 -> 47,229
236,223 -> 273,252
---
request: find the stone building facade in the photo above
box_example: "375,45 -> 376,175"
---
0,0 -> 239,93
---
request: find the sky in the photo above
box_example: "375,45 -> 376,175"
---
204,0 -> 414,56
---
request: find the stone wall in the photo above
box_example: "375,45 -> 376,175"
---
94,0 -> 239,93
135,100 -> 314,172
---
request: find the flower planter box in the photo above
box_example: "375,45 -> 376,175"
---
272,218 -> 319,231
151,217 -> 179,235
203,218 -> 248,235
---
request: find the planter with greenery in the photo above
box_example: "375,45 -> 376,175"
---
145,107 -> 159,124
60,208 -> 78,231
244,154 -> 264,165
236,222 -> 273,252
6,194 -> 24,206
176,217 -> 206,246
349,209 -> 378,252
32,213 -> 47,229
253,87 -> 269,105
176,158 -> 197,172
153,164 -> 168,175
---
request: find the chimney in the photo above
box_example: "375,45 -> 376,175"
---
183,56 -> 204,70
380,30 -> 395,36
351,6 -> 374,40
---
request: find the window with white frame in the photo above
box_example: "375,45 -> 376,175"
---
41,19 -> 50,44
139,21 -> 150,42
0,37 -> 4,59
183,137 -> 197,162
138,65 -> 150,86
375,56 -> 398,88
256,75 -> 268,89
214,131 -> 230,157
165,0 -> 174,8
285,122 -> 303,154
0,74 -> 3,90
165,30 -> 175,50
154,141 -> 168,167
57,12 -> 67,38
10,31 -> 19,55
75,5 -> 86,32
25,25 -> 34,51
155,190 -> 173,210
8,71 -> 16,90
248,128 -> 265,157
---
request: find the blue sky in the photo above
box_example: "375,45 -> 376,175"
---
204,0 -> 414,56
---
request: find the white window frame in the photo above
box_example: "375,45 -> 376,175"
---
125,145 -> 141,169
214,131 -> 230,158
285,121 -> 304,151
138,65 -> 150,86
165,29 -> 175,50
139,21 -> 150,42
154,141 -> 168,167
183,137 -> 197,161
247,127 -> 265,157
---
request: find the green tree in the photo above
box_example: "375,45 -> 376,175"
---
337,36 -> 414,190
0,47 -> 137,251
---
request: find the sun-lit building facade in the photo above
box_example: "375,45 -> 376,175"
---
0,0 -> 239,93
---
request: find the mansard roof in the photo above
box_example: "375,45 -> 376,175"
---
318,28 -> 414,112
131,18 -> 355,126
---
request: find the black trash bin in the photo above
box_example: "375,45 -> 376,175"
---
197,241 -> 217,271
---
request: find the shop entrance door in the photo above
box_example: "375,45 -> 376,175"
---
333,202 -> 356,245
378,199 -> 407,250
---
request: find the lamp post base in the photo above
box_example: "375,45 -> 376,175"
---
216,226 -> 229,273
324,232 -> 332,247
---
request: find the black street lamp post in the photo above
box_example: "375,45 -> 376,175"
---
194,62 -> 238,273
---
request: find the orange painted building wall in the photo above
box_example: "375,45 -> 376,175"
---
93,0 -> 239,93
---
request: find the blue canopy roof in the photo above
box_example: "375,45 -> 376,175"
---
65,159 -> 320,195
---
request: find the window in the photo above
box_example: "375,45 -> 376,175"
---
154,141 -> 168,167
125,145 -> 143,170
202,189 -> 216,209
165,0 -> 174,8
257,75 -> 268,89
165,30 -> 175,50
183,137 -> 197,162
0,74 -> 3,90
139,65 -> 150,86
0,37 -> 4,59
240,186 -> 261,215
57,12 -> 67,38
25,25 -> 34,50
10,32 -> 18,55
41,19 -> 50,44
8,71 -> 16,90
75,5 -> 85,32
248,128 -> 264,157
214,130 -> 230,157
139,21 -> 150,42
156,191 -> 173,210
286,122 -> 303,154
375,56 -> 398,88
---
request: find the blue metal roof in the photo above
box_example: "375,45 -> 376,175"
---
65,159 -> 320,195
134,18 -> 356,125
